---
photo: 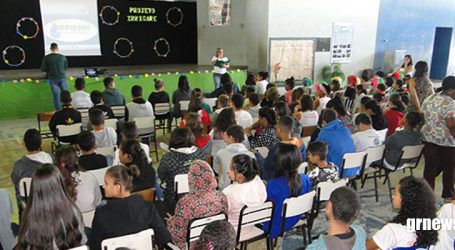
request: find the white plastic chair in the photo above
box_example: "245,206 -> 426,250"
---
282,190 -> 316,246
19,177 -> 32,200
82,210 -> 96,228
67,245 -> 89,250
88,166 -> 110,186
237,201 -> 274,250
96,146 -> 117,158
179,100 -> 190,113
101,228 -> 154,250
302,136 -> 311,149
134,116 -> 158,161
104,118 -> 118,130
77,108 -> 90,125
339,151 -> 367,180
297,162 -> 308,174
111,106 -> 125,119
174,174 -> 189,195
255,147 -> 269,158
360,145 -> 386,202
187,213 -> 226,245
56,123 -> 83,137
317,179 -> 349,202
154,103 -> 171,115
376,128 -> 388,142
204,97 -> 218,109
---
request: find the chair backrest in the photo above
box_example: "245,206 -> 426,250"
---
133,188 -> 155,202
104,118 -> 118,130
204,98 -> 217,109
68,245 -> 89,250
365,145 -> 386,168
174,174 -> 189,194
56,123 -> 82,137
19,177 -> 32,199
343,97 -> 354,111
96,146 -> 117,158
401,144 -> 425,160
317,179 -> 349,202
282,190 -> 316,218
154,103 -> 171,115
111,106 -> 125,119
134,117 -> 155,136
255,147 -> 269,158
101,228 -> 154,250
77,108 -> 90,125
82,210 -> 96,228
180,100 -> 190,112
88,166 -> 110,186
302,136 -> 311,149
340,151 -> 367,178
237,201 -> 274,242
297,162 -> 308,174
377,128 -> 388,142
187,213 -> 226,243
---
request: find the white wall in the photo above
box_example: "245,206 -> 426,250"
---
268,0 -> 380,81
244,0 -> 269,72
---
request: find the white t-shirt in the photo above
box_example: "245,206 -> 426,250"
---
373,223 -> 417,250
256,80 -> 268,95
235,110 -> 254,129
73,171 -> 101,213
298,110 -> 319,127
92,127 -> 117,148
432,203 -> 455,250
316,96 -> 331,114
126,101 -> 155,121
113,142 -> 151,165
71,91 -> 93,109
212,56 -> 229,74
352,128 -> 383,152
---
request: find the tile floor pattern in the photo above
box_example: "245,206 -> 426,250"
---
0,118 -> 445,250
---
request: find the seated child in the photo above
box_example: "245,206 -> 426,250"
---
89,108 -> 117,148
71,77 -> 93,109
77,131 -> 108,171
351,113 -> 383,152
307,141 -> 339,188
113,121 -> 151,165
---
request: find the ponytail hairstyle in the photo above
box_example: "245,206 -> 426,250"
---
285,77 -> 295,90
275,143 -> 302,197
231,154 -> 260,182
154,78 -> 164,90
105,165 -> 139,193
388,94 -> 406,113
258,106 -> 277,126
54,145 -> 79,201
119,139 -> 149,180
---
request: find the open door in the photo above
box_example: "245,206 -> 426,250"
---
430,27 -> 452,80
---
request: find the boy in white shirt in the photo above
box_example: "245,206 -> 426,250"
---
351,113 -> 383,152
231,94 -> 253,129
71,77 -> 93,109
89,108 -> 117,148
125,85 -> 154,121
246,93 -> 261,119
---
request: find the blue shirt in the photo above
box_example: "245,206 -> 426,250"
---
264,174 -> 312,238
316,120 -> 355,169
263,142 -> 306,181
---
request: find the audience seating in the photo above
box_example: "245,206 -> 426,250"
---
302,136 -> 311,149
360,145 -> 386,202
82,209 -> 95,228
51,123 -> 83,153
343,97 -> 354,111
339,151 -> 367,190
101,228 -> 154,250
281,190 -> 317,247
315,179 -> 349,218
36,112 -> 54,138
186,213 -> 226,247
96,145 -> 117,158
255,147 -> 269,158
153,102 -> 171,134
104,118 -> 118,130
111,106 -> 126,119
88,166 -> 110,186
377,128 -> 388,142
174,174 -> 189,195
236,201 -> 274,250
133,188 -> 155,202
297,162 -> 308,174
19,177 -> 32,201
77,108 -> 90,125
179,100 -> 190,114
68,245 -> 89,250
133,117 -> 159,161
204,97 -> 217,110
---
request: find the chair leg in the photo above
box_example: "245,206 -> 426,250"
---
361,173 -> 368,188
302,226 -> 307,246
266,238 -> 272,250
386,173 -> 393,203
410,168 -> 414,176
153,135 -> 159,162
351,179 -> 357,190
307,226 -> 312,244
373,171 -> 379,202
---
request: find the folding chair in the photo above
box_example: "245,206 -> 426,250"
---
236,201 -> 274,250
204,97 -> 218,110
297,162 -> 308,174
77,108 -> 90,125
153,103 -> 171,134
179,100 -> 190,114
376,128 -> 388,142
18,177 -> 32,220
134,117 -> 159,161
111,106 -> 126,119
88,166 -> 110,186
186,213 -> 226,248
68,246 -> 89,250
37,112 -> 54,138
375,144 -> 425,203
51,123 -> 83,153
343,97 -> 354,111
360,145 -> 386,202
315,179 -> 348,217
339,151 -> 367,190
96,145 -> 116,166
302,136 -> 311,149
281,190 -> 317,247
101,228 -> 154,250
174,174 -> 189,195
255,147 -> 269,158
104,118 -> 118,130
82,209 -> 96,228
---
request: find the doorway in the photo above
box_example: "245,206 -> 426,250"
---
430,27 -> 452,80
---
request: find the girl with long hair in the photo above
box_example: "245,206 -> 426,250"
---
16,164 -> 86,250
264,143 -> 312,238
119,139 -> 155,192
55,145 -> 101,213
367,176 -> 438,249
326,95 -> 355,133
384,94 -> 407,135
247,107 -> 280,149
171,75 -> 192,119
180,88 -> 211,127
210,108 -> 237,157
185,112 -> 211,148
365,99 -> 388,130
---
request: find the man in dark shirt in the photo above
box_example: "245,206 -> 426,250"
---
48,91 -> 81,143
77,131 -> 108,171
102,77 -> 125,107
41,43 -> 68,110
90,90 -> 115,119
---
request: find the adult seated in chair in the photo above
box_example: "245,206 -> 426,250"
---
263,116 -> 306,181
48,90 -> 82,143
90,108 -> 117,148
71,77 -> 93,109
102,77 -> 125,107
77,131 -> 108,171
307,187 -> 366,250
383,111 -> 422,170
11,129 -> 53,205
90,165 -> 171,250
90,90 -> 115,119
125,85 -> 155,122
316,109 -> 355,168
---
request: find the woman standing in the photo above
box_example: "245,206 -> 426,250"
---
422,76 -> 455,201
408,61 -> 434,111
211,48 -> 230,89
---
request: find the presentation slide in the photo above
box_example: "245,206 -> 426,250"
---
39,0 -> 101,56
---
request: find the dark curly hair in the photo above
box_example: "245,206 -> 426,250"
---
391,176 -> 438,247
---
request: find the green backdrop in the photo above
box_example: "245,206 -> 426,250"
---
0,70 -> 247,120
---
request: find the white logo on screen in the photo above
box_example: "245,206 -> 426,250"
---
44,19 -> 98,42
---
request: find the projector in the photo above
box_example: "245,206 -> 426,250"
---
84,68 -> 108,77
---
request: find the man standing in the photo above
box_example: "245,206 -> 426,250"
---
41,43 -> 68,110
